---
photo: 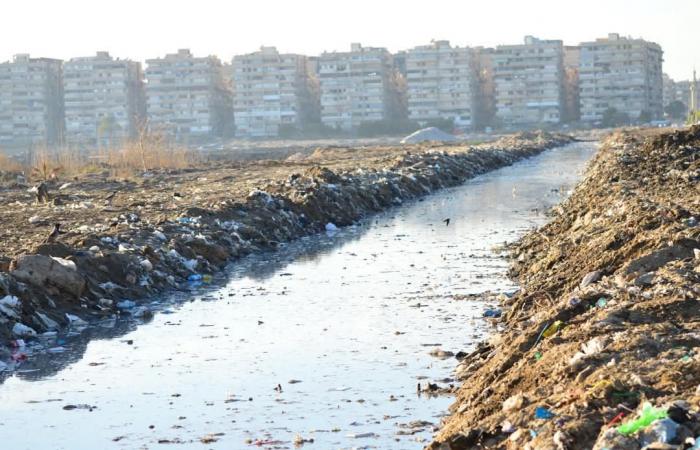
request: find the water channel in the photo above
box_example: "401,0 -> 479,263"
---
0,142 -> 596,449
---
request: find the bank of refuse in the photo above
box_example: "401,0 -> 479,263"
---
429,126 -> 700,449
0,132 -> 572,363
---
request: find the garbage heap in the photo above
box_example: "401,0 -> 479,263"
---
429,126 -> 700,449
0,132 -> 572,357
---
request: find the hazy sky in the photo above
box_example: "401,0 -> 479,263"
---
2,0 -> 697,80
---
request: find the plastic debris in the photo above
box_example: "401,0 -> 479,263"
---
65,314 -> 88,327
640,418 -> 679,446
325,222 -> 338,232
580,270 -> 602,287
502,393 -> 526,412
617,403 -> 668,436
535,406 -> 555,420
116,300 -> 136,310
12,323 -> 37,338
140,259 -> 153,271
542,320 -> 563,338
483,308 -> 502,318
0,295 -> 21,319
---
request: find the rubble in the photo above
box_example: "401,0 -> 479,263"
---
0,132 -> 571,364
428,126 -> 700,449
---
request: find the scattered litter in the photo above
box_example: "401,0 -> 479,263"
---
617,403 -> 668,436
535,406 -> 555,420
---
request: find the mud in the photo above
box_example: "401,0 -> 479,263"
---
0,132 -> 571,363
429,126 -> 700,449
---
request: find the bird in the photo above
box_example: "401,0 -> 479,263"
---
443,218 -> 450,226
35,182 -> 50,204
44,223 -> 65,243
104,191 -> 117,206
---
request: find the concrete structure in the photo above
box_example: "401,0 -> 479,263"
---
491,36 -> 565,127
404,40 -> 478,130
318,43 -> 404,132
0,54 -> 64,148
663,73 -> 679,107
64,52 -> 145,147
231,46 -> 319,138
579,34 -> 663,123
145,49 -> 232,140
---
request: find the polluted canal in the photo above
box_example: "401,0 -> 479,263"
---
0,142 -> 596,449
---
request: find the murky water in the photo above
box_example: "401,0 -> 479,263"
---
0,142 -> 596,449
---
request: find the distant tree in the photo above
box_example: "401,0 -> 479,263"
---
665,101 -> 687,120
601,108 -> 629,128
638,110 -> 652,124
278,124 -> 299,139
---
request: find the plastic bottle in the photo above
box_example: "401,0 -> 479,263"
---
542,320 -> 563,338
187,274 -> 203,282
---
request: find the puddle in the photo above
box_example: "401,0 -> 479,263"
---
0,142 -> 596,449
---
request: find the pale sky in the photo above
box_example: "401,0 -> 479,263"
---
2,0 -> 697,80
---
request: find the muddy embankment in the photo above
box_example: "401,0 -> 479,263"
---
429,126 -> 700,450
0,132 -> 572,366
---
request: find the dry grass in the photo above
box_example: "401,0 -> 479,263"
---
0,152 -> 23,173
1,136 -> 198,182
102,141 -> 198,178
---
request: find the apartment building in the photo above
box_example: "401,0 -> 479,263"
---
0,54 -> 64,148
64,52 -> 145,147
318,43 -> 404,131
579,34 -> 663,123
404,40 -> 478,130
232,46 -> 318,138
145,49 -> 232,140
663,73 -> 679,107
491,36 -> 565,127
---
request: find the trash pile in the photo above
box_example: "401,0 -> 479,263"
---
0,132 -> 572,371
429,126 -> 700,449
401,127 -> 459,144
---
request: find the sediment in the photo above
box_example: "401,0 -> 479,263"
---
0,132 -> 572,364
429,126 -> 700,449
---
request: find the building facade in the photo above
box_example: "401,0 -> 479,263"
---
404,40 -> 478,130
0,54 -> 64,148
491,36 -> 565,127
145,49 -> 232,141
64,52 -> 145,147
579,34 -> 663,123
232,46 -> 319,138
318,43 -> 404,132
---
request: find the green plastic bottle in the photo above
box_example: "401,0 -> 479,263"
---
617,403 -> 668,435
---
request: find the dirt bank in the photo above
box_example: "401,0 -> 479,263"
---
429,126 -> 700,449
0,132 -> 571,367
